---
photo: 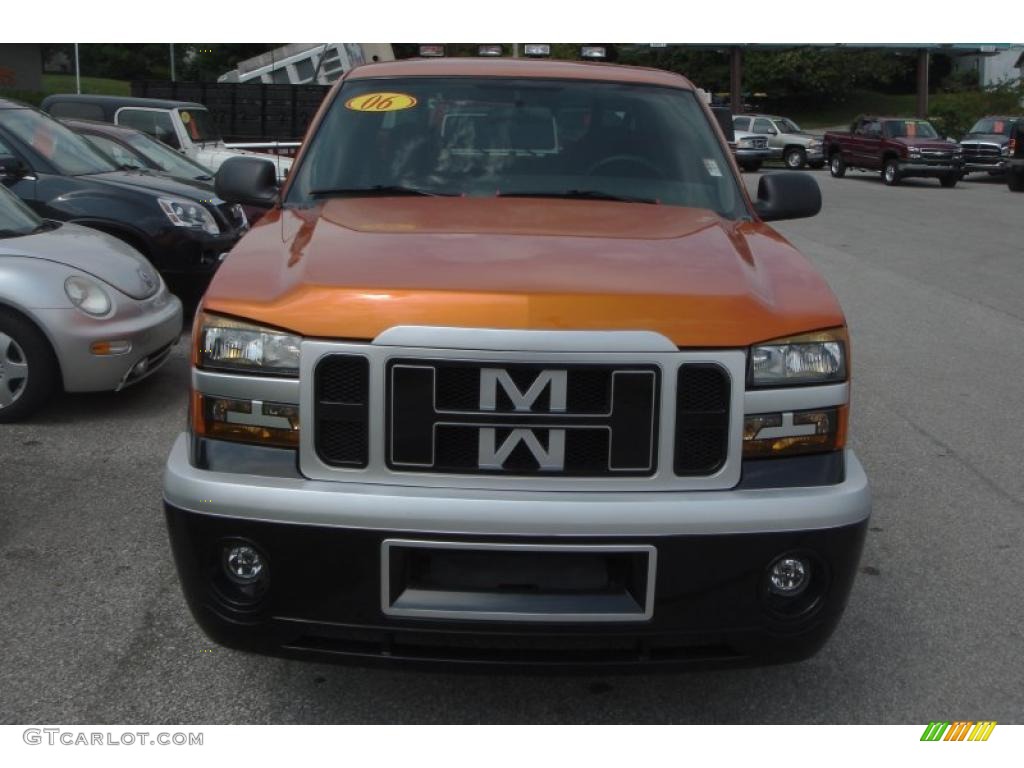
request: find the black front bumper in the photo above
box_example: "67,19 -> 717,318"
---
166,504 -> 867,670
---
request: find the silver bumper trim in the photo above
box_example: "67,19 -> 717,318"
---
163,434 -> 871,536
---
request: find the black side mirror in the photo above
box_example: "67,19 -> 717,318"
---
215,156 -> 279,208
754,172 -> 822,222
0,156 -> 30,179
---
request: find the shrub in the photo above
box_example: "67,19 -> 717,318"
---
929,82 -> 1024,139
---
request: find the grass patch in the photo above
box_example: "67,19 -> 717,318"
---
41,73 -> 131,96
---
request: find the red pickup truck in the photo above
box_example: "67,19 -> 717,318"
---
824,116 -> 963,187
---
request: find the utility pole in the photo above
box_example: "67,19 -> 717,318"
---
170,43 -> 176,82
74,44 -> 81,94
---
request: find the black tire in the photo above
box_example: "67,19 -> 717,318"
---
740,160 -> 762,173
0,308 -> 59,423
829,153 -> 846,178
809,160 -> 825,170
1008,169 -> 1024,192
784,147 -> 807,169
882,158 -> 901,186
939,173 -> 959,188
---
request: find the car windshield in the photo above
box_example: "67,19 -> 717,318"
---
883,119 -> 939,139
124,130 -> 213,179
178,108 -> 221,144
286,77 -> 748,219
0,184 -> 43,237
967,117 -> 1017,136
777,118 -> 801,133
0,108 -> 116,176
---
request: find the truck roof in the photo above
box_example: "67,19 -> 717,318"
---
39,94 -> 207,112
346,57 -> 695,90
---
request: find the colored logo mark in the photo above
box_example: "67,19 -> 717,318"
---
920,721 -> 996,742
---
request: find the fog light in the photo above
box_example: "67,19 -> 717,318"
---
131,358 -> 149,377
224,544 -> 264,583
769,557 -> 809,596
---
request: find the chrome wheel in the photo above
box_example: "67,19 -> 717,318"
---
0,331 -> 29,409
885,164 -> 896,183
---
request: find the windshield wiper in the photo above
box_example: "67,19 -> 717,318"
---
309,184 -> 457,198
497,189 -> 660,204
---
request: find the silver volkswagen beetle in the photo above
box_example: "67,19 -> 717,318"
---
0,185 -> 182,421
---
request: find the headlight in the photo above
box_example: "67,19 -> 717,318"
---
158,196 -> 220,235
64,275 -> 112,316
907,147 -> 921,158
749,328 -> 847,387
738,138 -> 754,148
198,312 -> 301,376
744,407 -> 844,458
1001,144 -> 1010,157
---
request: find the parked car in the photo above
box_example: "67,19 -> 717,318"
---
0,184 -> 182,422
824,116 -> 963,187
40,94 -> 292,182
0,99 -> 247,291
733,130 -> 771,172
735,114 -> 825,169
164,58 -> 870,669
61,117 -> 215,181
1008,123 -> 1024,192
61,118 -> 264,225
959,115 -> 1022,175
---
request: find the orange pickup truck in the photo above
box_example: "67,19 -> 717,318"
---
163,58 -> 870,668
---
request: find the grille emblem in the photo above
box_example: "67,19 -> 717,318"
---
388,361 -> 658,476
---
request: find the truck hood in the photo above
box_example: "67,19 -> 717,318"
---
893,137 -> 958,150
193,144 -> 293,181
203,197 -> 845,347
960,133 -> 1009,147
0,221 -> 161,300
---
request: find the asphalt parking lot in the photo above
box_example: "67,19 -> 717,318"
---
1,169 -> 1021,724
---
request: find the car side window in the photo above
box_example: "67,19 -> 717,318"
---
82,134 -> 143,169
116,109 -> 180,149
48,102 -> 106,121
752,118 -> 775,135
733,117 -> 750,131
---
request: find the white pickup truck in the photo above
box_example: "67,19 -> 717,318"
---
40,94 -> 293,181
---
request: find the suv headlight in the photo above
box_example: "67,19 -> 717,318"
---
198,312 -> 301,376
749,328 -> 847,387
158,196 -> 220,236
64,275 -> 112,316
907,146 -> 922,158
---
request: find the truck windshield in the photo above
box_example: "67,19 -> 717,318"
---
286,77 -> 748,219
0,185 -> 43,237
967,117 -> 1017,136
178,108 -> 221,144
883,120 -> 939,139
0,108 -> 116,176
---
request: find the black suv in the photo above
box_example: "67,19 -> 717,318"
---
0,98 -> 246,292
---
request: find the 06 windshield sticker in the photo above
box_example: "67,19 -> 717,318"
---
345,93 -> 418,113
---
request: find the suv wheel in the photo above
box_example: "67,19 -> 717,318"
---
939,173 -> 959,188
829,153 -> 846,178
784,147 -> 807,169
1009,169 -> 1024,192
883,159 -> 901,186
0,310 -> 58,423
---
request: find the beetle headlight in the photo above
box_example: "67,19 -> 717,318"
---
198,312 -> 301,376
158,196 -> 220,236
750,328 -> 847,387
64,275 -> 112,317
